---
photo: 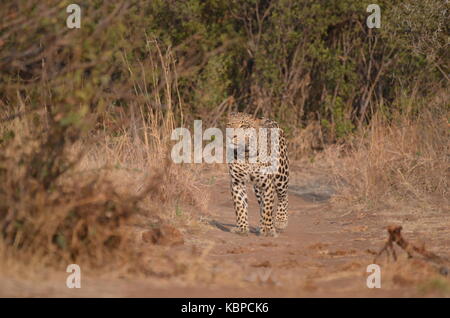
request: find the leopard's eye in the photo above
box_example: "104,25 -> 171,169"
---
240,124 -> 250,129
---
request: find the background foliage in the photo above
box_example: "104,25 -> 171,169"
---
1,0 -> 448,140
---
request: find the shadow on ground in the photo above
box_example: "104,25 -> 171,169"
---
208,220 -> 259,234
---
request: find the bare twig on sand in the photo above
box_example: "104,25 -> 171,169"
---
374,225 -> 450,276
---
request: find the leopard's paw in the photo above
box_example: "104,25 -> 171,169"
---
257,226 -> 278,238
274,219 -> 288,232
230,226 -> 249,236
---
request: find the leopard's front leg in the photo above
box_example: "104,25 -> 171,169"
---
230,177 -> 249,235
256,176 -> 277,237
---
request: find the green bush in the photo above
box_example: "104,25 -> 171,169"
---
0,0 -> 447,139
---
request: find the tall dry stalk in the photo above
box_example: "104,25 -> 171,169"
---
327,99 -> 449,206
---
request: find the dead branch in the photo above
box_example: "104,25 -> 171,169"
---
374,225 -> 450,276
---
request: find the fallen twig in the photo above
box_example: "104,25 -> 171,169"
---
374,225 -> 450,276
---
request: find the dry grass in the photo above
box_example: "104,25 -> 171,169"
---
0,111 -> 208,276
310,92 -> 449,209
0,41 -> 209,276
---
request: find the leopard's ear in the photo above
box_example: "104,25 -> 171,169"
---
260,118 -> 279,128
228,112 -> 238,119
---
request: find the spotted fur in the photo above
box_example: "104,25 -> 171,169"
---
226,112 -> 289,237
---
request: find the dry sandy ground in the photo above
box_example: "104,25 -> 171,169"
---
1,163 -> 449,297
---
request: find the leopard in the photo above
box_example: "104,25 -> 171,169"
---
226,112 -> 289,237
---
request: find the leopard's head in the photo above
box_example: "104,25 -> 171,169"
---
226,112 -> 261,153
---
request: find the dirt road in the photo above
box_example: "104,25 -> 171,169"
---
1,164 -> 449,297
